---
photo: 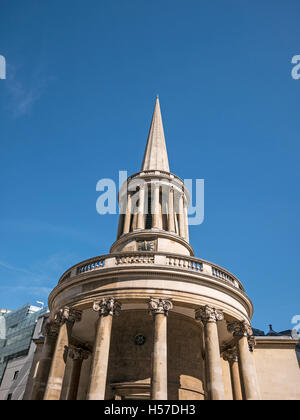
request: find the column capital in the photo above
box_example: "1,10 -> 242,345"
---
227,320 -> 253,338
68,345 -> 90,361
148,297 -> 173,316
43,320 -> 60,338
195,305 -> 224,324
93,297 -> 121,317
223,347 -> 238,363
54,307 -> 82,326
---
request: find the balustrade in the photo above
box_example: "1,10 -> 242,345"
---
58,252 -> 244,292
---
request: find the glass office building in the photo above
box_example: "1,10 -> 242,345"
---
0,304 -> 47,386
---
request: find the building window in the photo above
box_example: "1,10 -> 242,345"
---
7,393 -> 12,400
13,370 -> 19,380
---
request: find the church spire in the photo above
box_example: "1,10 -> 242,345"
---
113,97 -> 192,256
141,97 -> 170,172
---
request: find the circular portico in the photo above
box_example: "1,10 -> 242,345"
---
41,249 -> 256,400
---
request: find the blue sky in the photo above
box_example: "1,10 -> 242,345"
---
0,0 -> 299,333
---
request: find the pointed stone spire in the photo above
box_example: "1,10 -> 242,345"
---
141,97 -> 170,172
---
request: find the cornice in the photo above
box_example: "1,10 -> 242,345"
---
254,337 -> 299,347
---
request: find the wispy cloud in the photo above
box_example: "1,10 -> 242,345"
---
0,219 -> 99,247
0,252 -> 76,281
5,61 -> 52,118
0,218 -> 99,307
0,285 -> 52,298
0,260 -> 32,275
0,252 -> 77,307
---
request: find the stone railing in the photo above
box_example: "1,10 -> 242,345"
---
211,267 -> 238,288
58,251 -> 244,292
116,254 -> 155,265
166,256 -> 203,272
77,257 -> 105,274
59,257 -> 106,283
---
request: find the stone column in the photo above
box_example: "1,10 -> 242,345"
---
223,347 -> 243,400
132,212 -> 138,231
178,193 -> 185,238
195,305 -> 225,400
168,187 -> 175,232
152,183 -> 160,229
77,356 -> 92,400
137,186 -> 145,229
123,193 -> 132,234
116,196 -> 125,239
30,321 -> 60,400
43,307 -> 82,400
59,346 -> 72,400
227,321 -> 260,400
65,346 -> 90,400
148,297 -> 173,400
87,298 -> 121,400
158,190 -> 163,230
183,203 -> 189,242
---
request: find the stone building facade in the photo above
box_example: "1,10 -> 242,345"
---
0,305 -> 47,400
27,98 -> 300,400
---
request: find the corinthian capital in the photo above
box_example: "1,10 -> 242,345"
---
223,347 -> 238,363
148,297 -> 173,316
54,307 -> 82,326
227,320 -> 253,338
93,297 -> 121,317
195,305 -> 224,324
68,345 -> 90,361
43,320 -> 60,338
